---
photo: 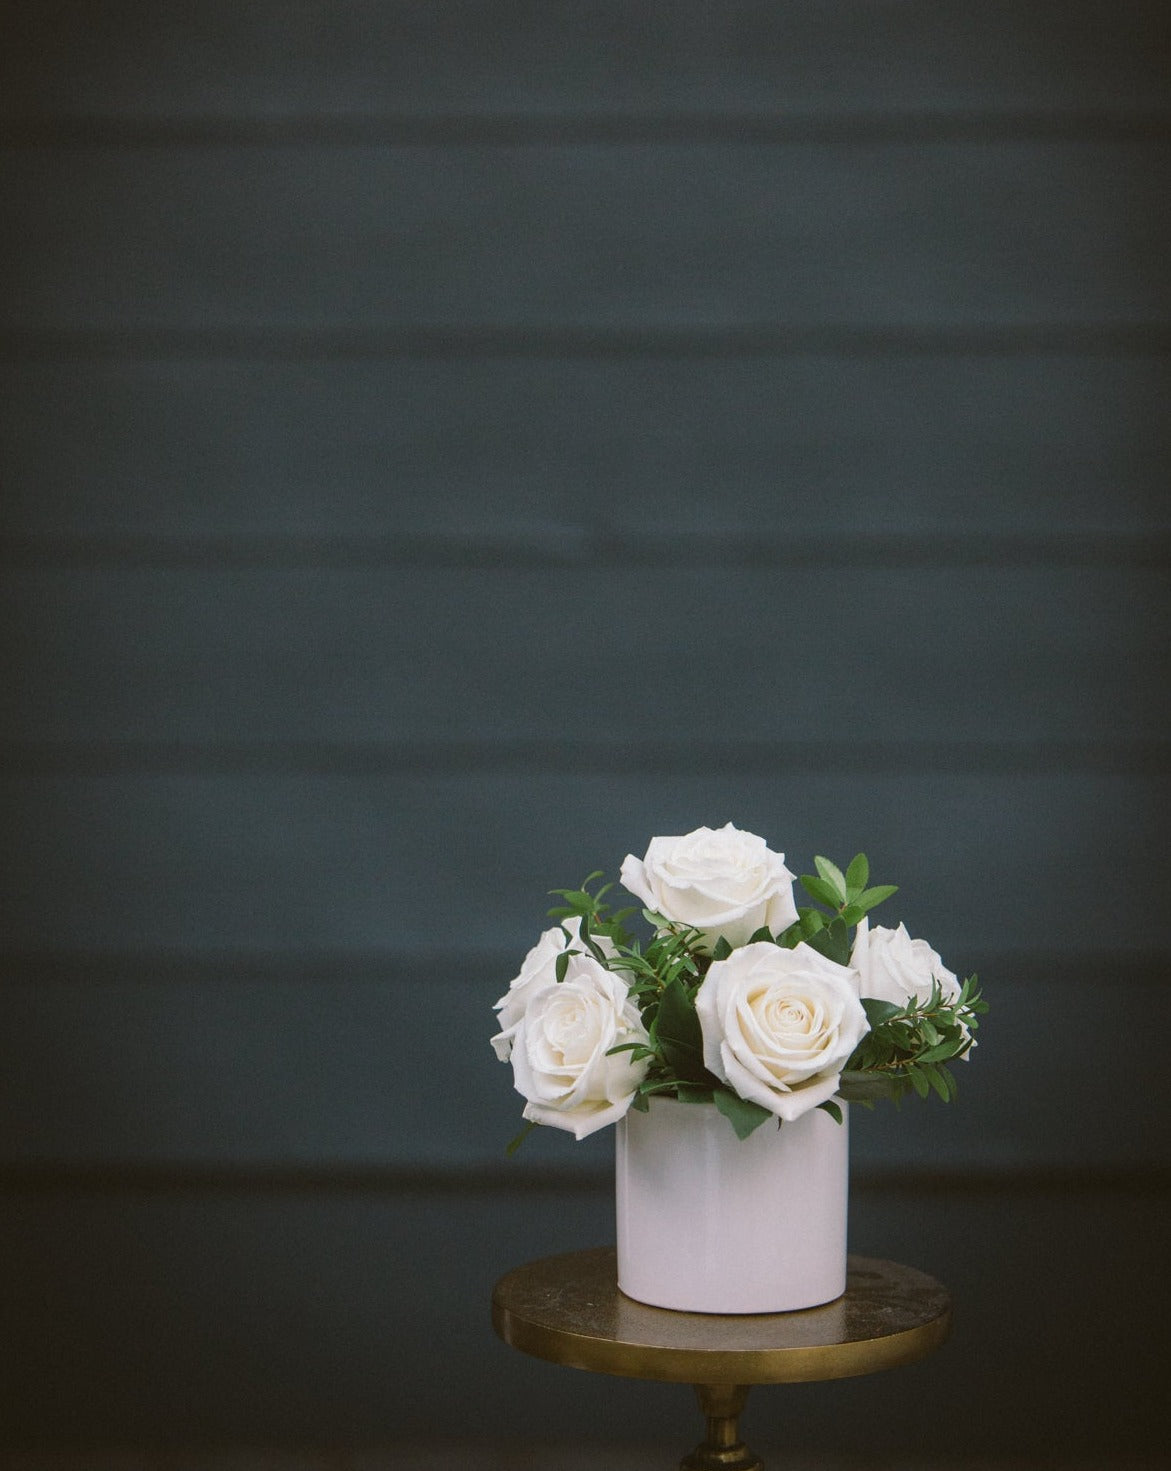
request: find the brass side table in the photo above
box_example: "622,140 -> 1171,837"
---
492,1247 -> 950,1471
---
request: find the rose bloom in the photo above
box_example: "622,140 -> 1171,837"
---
695,941 -> 869,1121
620,822 -> 798,951
491,917 -> 612,1062
852,918 -> 972,1053
851,918 -> 961,1006
505,953 -> 650,1139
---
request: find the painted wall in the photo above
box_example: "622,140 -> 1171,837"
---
1,2 -> 1168,1456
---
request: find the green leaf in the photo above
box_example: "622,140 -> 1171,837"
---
856,884 -> 898,914
920,1063 -> 952,1102
836,1070 -> 909,1104
505,1120 -> 538,1156
577,913 -> 609,964
845,853 -> 869,894
712,1089 -> 774,1140
711,935 -> 734,961
638,1079 -> 687,1097
746,925 -> 776,945
817,1099 -> 844,1125
655,976 -> 709,1083
861,997 -> 905,1027
800,874 -> 843,910
675,1083 -> 716,1105
908,1067 -> 931,1100
814,856 -> 848,903
554,889 -> 598,909
916,1038 -> 964,1064
554,951 -> 571,983
605,1042 -> 655,1059
804,916 -> 851,966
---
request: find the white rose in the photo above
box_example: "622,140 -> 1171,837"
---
695,941 -> 869,1121
851,919 -> 971,1054
507,953 -> 650,1139
490,917 -> 611,1061
620,822 -> 798,951
851,919 -> 961,1007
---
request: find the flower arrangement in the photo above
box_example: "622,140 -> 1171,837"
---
492,823 -> 986,1145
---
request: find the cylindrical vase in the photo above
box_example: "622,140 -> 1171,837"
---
615,1096 -> 849,1314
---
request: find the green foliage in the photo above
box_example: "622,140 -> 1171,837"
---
653,976 -> 709,1083
845,853 -> 869,891
814,855 -> 848,901
778,853 -> 898,951
498,853 -> 988,1151
548,870 -> 637,950
839,974 -> 987,1108
713,1088 -> 774,1139
803,915 -> 852,966
505,1120 -> 538,1156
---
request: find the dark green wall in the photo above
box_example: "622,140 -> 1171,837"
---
1,2 -> 1168,1457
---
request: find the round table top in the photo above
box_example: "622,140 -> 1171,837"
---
492,1248 -> 950,1386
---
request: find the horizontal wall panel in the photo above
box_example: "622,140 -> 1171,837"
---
0,1186 -> 1165,1453
0,772 -> 1167,953
2,2 -> 1168,122
2,143 -> 1166,332
2,355 -> 1168,542
3,566 -> 1167,748
0,960 -> 1164,1173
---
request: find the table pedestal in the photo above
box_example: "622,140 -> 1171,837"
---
682,1384 -> 761,1471
492,1247 -> 951,1471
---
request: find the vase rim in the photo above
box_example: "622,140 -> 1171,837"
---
634,1093 -> 848,1117
634,1093 -> 721,1116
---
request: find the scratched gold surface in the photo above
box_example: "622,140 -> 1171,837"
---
492,1249 -> 950,1384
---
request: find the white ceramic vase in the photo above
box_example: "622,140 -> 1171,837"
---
615,1095 -> 849,1314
